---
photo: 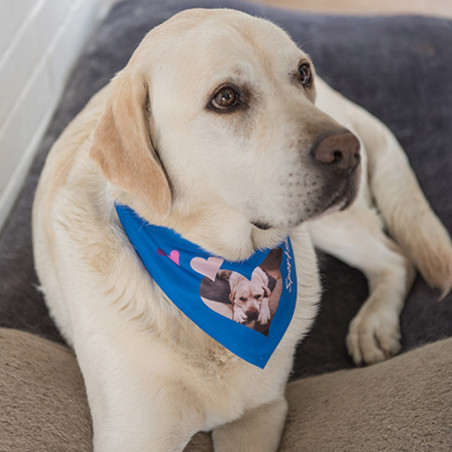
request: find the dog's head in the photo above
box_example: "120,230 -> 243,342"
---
91,9 -> 360,249
229,268 -> 271,322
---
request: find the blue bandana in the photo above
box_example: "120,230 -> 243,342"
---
115,204 -> 297,368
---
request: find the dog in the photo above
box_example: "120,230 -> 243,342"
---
229,267 -> 272,325
32,8 -> 452,451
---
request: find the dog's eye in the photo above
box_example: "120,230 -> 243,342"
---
239,296 -> 247,302
298,62 -> 313,87
211,87 -> 239,110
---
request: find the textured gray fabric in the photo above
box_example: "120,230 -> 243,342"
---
0,0 -> 451,379
1,328 -> 451,451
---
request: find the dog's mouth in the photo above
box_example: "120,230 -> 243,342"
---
250,166 -> 360,232
313,161 -> 361,218
335,171 -> 361,211
327,180 -> 358,212
252,221 -> 272,231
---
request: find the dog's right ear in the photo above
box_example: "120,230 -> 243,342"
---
218,270 -> 232,281
90,68 -> 171,217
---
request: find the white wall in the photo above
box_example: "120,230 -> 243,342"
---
0,0 -> 117,232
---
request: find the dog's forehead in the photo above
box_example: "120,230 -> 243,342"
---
146,9 -> 305,78
196,12 -> 298,55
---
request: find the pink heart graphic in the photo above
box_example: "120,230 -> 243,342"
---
191,256 -> 224,281
157,248 -> 180,266
169,250 -> 180,266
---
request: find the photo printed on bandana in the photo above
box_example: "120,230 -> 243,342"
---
116,203 -> 297,367
199,248 -> 283,336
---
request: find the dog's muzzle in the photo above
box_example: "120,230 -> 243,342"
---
306,129 -> 361,214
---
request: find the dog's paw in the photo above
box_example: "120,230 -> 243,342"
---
346,308 -> 401,366
258,303 -> 271,325
232,308 -> 248,324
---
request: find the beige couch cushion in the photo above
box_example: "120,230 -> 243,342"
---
282,340 -> 452,451
0,328 -> 92,451
1,328 -> 451,451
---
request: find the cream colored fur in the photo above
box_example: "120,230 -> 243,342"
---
32,8 -> 452,452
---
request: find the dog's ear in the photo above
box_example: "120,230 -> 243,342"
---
254,267 -> 268,285
229,290 -> 235,305
217,270 -> 232,281
90,68 -> 171,217
229,273 -> 238,305
253,267 -> 271,297
262,285 -> 271,298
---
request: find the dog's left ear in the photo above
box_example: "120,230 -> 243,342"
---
90,67 -> 171,217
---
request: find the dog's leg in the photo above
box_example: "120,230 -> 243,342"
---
362,120 -> 452,298
258,298 -> 271,325
232,305 -> 248,324
316,78 -> 452,297
75,338 -> 204,452
309,206 -> 415,365
212,397 -> 287,452
90,385 -> 202,452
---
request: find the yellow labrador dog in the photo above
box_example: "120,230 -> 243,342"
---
32,8 -> 452,452
229,267 -> 272,325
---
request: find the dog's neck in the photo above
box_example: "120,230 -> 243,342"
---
114,191 -> 291,261
114,202 -> 298,368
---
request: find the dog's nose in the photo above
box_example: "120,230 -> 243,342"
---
312,131 -> 360,171
246,309 -> 258,321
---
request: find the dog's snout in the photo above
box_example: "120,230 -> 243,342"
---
246,309 -> 259,321
312,131 -> 360,171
